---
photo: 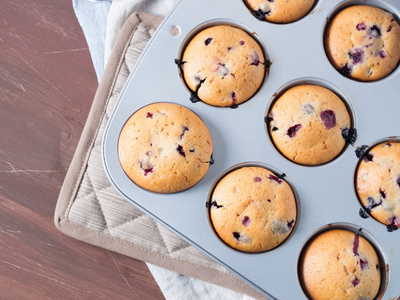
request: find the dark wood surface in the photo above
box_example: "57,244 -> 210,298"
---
0,2 -> 164,299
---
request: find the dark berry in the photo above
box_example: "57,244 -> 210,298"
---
360,259 -> 368,271
147,112 -> 153,118
208,154 -> 214,165
363,152 -> 374,162
177,145 -> 186,157
366,197 -> 382,212
250,51 -> 261,66
388,26 -> 392,32
342,128 -> 357,144
210,201 -> 223,209
233,232 -> 241,240
388,216 -> 400,228
380,189 -> 386,199
320,110 -> 336,129
190,95 -> 200,103
352,277 -> 360,287
359,208 -> 370,219
205,37 -> 213,46
227,47 -> 232,51
287,220 -> 295,229
272,126 -> 279,131
251,9 -> 271,21
180,126 -> 189,139
254,177 -> 262,182
386,142 -> 392,147
303,104 -> 314,114
242,216 -> 251,227
369,25 -> 381,37
387,224 -> 399,232
239,40 -> 245,46
350,48 -> 365,65
231,92 -> 237,106
269,174 -> 282,184
340,64 -> 352,77
265,115 -> 273,123
353,233 -> 360,256
189,149 -> 195,153
376,264 -> 379,270
174,59 -> 186,68
139,161 -> 154,176
268,0 -> 275,2
287,124 -> 302,137
379,50 -> 387,58
356,22 -> 367,30
355,145 -> 369,158
397,175 -> 400,188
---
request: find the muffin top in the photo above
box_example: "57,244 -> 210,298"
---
245,0 -> 315,23
356,141 -> 400,230
325,5 -> 400,81
267,85 -> 352,165
301,229 -> 381,300
209,166 -> 296,253
118,102 -> 213,193
182,25 -> 265,107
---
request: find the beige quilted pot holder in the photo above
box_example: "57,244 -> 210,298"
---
54,12 -> 267,300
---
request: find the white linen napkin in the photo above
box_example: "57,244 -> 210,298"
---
72,1 -> 255,299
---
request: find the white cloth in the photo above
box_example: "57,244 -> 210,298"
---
72,1 -> 254,299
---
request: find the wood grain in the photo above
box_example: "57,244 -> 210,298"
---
0,2 -> 164,299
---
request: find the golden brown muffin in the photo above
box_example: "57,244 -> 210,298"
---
182,25 -> 265,107
301,229 -> 381,300
209,166 -> 296,252
325,5 -> 400,81
267,85 -> 351,165
118,103 -> 213,193
245,0 -> 315,23
356,141 -> 400,230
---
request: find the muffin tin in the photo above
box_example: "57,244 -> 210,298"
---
102,0 -> 400,298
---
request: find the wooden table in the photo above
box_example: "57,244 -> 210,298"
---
0,2 -> 164,299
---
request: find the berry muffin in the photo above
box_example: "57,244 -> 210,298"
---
118,102 -> 213,193
181,25 -> 266,107
325,5 -> 400,81
209,166 -> 296,252
267,84 -> 352,165
301,229 -> 381,300
245,0 -> 315,23
356,141 -> 400,231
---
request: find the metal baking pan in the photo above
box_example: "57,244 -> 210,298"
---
102,0 -> 400,298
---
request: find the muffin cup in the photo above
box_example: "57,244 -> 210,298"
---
297,223 -> 389,300
176,19 -> 270,108
265,77 -> 357,166
207,162 -> 300,253
354,136 -> 400,231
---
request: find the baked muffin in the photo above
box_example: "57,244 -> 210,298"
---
245,0 -> 315,23
181,25 -> 265,107
325,5 -> 400,81
301,229 -> 381,300
267,84 -> 352,165
356,141 -> 400,230
209,166 -> 296,252
118,102 -> 213,193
